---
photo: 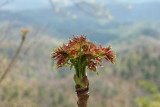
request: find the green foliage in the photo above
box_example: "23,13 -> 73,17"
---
1,87 -> 20,101
135,81 -> 160,107
135,97 -> 151,107
154,94 -> 160,101
138,80 -> 158,94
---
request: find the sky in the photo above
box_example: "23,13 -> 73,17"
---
1,0 -> 160,10
117,0 -> 160,3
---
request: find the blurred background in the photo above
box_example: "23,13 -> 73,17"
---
0,0 -> 160,107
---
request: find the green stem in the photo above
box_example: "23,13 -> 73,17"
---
79,44 -> 82,78
74,43 -> 89,89
74,62 -> 79,77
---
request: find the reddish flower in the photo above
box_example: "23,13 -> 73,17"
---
99,44 -> 102,50
89,42 -> 97,49
51,35 -> 116,72
94,49 -> 100,54
88,61 -> 97,72
70,50 -> 77,55
82,45 -> 89,52
95,57 -> 102,66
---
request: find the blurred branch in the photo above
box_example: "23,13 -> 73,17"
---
111,0 -> 132,9
48,0 -> 67,17
0,0 -> 15,8
70,0 -> 106,19
49,0 -> 109,19
71,0 -> 99,10
48,0 -> 131,19
0,29 -> 29,85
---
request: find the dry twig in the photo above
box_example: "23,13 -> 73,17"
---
0,29 -> 29,85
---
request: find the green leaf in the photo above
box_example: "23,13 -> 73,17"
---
96,70 -> 99,75
70,64 -> 73,70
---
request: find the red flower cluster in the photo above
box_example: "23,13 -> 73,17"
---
51,35 -> 116,72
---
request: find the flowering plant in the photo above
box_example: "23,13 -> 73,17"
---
51,35 -> 115,70
51,35 -> 116,106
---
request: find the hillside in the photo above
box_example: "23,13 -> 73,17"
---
1,2 -> 160,42
0,35 -> 160,106
0,1 -> 160,107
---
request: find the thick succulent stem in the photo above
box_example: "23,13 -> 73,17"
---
74,74 -> 89,107
76,86 -> 89,107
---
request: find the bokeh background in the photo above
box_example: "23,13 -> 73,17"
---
0,0 -> 160,107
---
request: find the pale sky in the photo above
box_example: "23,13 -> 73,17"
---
1,0 -> 160,10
